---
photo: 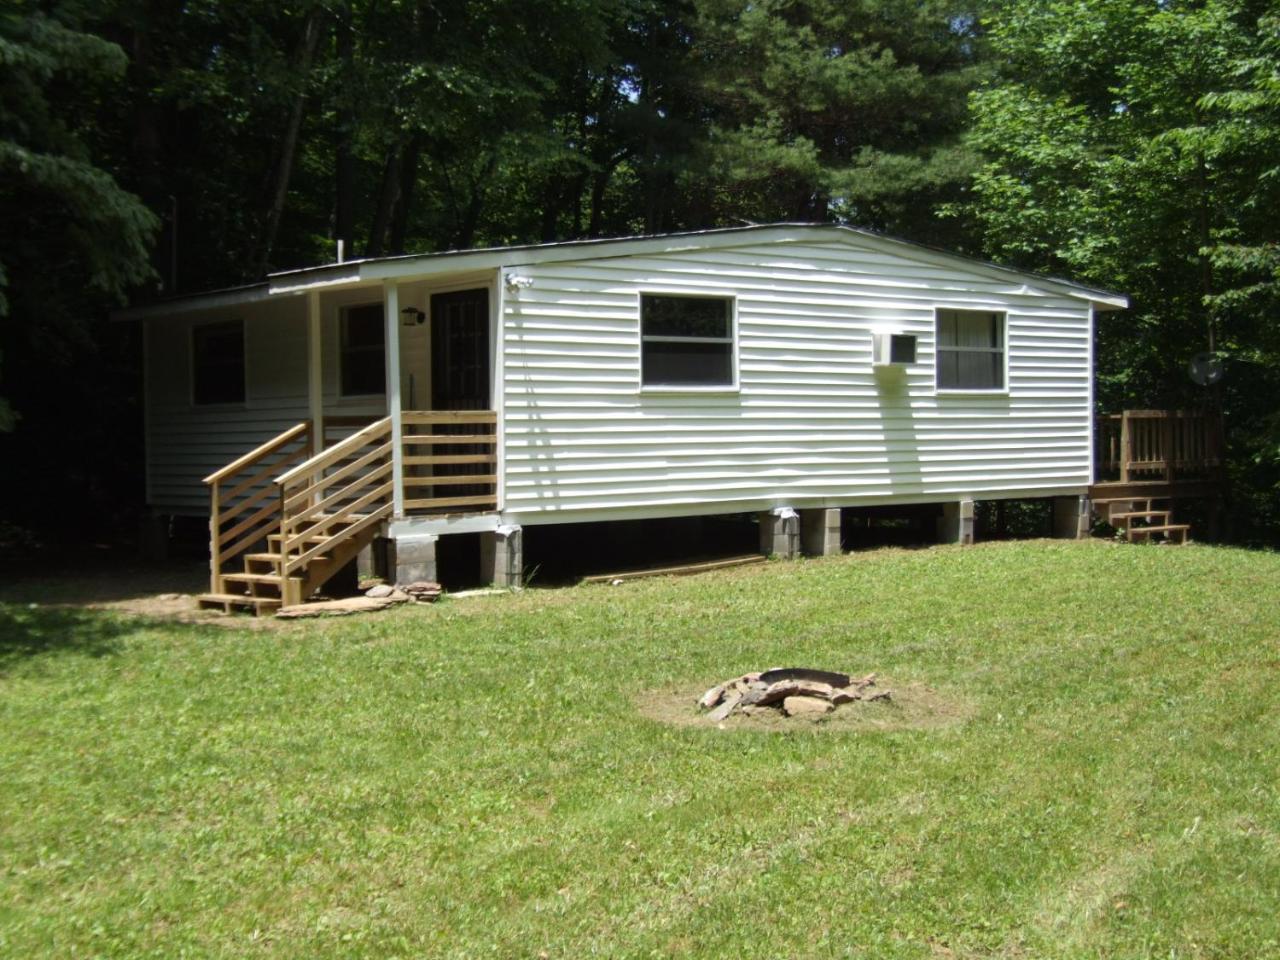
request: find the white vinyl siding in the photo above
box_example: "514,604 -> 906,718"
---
499,236 -> 1093,520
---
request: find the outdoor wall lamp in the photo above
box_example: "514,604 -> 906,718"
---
401,306 -> 425,325
505,273 -> 534,294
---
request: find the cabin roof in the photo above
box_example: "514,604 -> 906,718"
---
115,222 -> 1129,319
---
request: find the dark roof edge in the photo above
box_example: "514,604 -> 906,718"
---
114,222 -> 1128,319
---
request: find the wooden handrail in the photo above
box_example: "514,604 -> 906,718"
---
204,422 -> 311,485
277,416 -> 391,487
275,416 -> 395,582
206,420 -> 315,594
402,410 -> 497,426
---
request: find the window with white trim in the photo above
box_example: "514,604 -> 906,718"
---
192,320 -> 245,405
640,294 -> 734,387
341,303 -> 385,396
936,309 -> 1005,391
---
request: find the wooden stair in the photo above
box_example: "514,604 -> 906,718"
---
197,514 -> 382,614
1093,497 -> 1191,545
197,418 -> 395,615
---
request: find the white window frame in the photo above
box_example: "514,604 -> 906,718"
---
339,301 -> 387,398
637,290 -> 739,394
934,307 -> 1009,395
190,318 -> 246,407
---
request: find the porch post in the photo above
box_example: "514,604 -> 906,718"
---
383,280 -> 405,519
306,291 -> 323,453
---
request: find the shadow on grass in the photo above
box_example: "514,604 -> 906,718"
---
0,557 -> 207,606
0,604 -> 140,667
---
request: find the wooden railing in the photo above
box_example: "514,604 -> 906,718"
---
203,422 -> 314,592
203,410 -> 497,598
401,410 -> 498,514
1096,409 -> 1223,482
275,417 -> 394,579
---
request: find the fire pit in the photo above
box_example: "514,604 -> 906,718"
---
697,668 -> 891,721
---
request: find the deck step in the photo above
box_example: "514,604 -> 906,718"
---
221,571 -> 303,585
1111,510 -> 1171,523
1127,523 -> 1190,543
196,592 -> 283,613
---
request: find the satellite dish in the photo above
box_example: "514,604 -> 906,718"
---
1189,352 -> 1224,386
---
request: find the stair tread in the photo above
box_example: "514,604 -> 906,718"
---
1129,524 -> 1190,533
221,571 -> 304,584
197,592 -> 282,608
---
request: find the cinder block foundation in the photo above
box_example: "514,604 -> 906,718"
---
388,533 -> 438,584
938,499 -> 975,545
1053,495 -> 1091,540
800,508 -> 841,556
480,524 -> 523,588
759,507 -> 799,559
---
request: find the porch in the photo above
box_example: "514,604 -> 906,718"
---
1089,408 -> 1226,541
199,409 -> 499,614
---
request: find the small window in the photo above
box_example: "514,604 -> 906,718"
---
341,303 -> 386,396
936,309 -> 1005,391
640,294 -> 734,387
192,320 -> 245,405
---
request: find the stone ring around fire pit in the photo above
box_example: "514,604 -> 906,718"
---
698,668 -> 891,722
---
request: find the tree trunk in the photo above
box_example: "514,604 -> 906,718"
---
587,153 -> 626,237
455,156 -> 497,250
255,9 -> 323,276
365,142 -> 404,258
540,179 -> 562,242
333,2 -> 355,259
388,136 -> 423,255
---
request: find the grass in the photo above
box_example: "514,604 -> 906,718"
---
1,539 -> 1278,958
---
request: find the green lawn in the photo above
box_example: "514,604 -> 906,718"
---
1,540 -> 1278,958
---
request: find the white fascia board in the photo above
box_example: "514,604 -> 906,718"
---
267,263 -> 364,294
112,283 -> 273,321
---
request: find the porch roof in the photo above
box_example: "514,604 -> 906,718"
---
114,222 -> 1129,321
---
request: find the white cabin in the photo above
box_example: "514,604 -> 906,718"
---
123,224 -> 1128,610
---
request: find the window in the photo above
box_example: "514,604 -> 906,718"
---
192,320 -> 245,405
640,294 -> 734,387
341,303 -> 386,396
936,309 -> 1005,391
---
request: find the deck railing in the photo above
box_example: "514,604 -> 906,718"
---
202,422 -> 314,592
275,417 -> 395,579
203,410 -> 499,592
1096,409 -> 1223,483
401,410 -> 499,514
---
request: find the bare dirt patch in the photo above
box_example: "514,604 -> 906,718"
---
637,679 -> 973,733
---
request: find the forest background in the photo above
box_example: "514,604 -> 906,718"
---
2,0 -> 1278,548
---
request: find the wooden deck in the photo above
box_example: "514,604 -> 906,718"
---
1089,409 -> 1225,543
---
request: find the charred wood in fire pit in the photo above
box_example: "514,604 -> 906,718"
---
758,667 -> 851,688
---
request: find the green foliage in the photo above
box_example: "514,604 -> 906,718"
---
2,542 -> 1279,954
690,0 -> 987,244
960,0 -> 1280,538
0,4 -> 157,431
